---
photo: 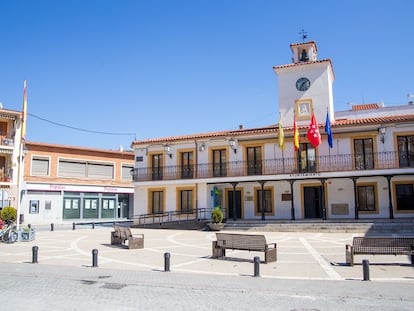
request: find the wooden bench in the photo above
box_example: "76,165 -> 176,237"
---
212,232 -> 277,263
345,237 -> 414,266
110,225 -> 144,249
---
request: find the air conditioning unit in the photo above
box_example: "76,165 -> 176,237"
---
2,139 -> 14,146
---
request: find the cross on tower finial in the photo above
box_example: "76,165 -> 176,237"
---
299,29 -> 308,43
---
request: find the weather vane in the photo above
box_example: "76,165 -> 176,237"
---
299,29 -> 308,43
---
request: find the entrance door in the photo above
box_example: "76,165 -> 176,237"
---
304,186 -> 322,218
227,190 -> 242,219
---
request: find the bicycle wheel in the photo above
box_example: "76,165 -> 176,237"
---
9,231 -> 18,243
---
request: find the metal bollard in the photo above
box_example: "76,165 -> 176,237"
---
92,222 -> 95,229
253,256 -> 260,277
92,249 -> 98,267
164,252 -> 171,272
362,259 -> 370,281
72,222 -> 76,230
50,223 -> 54,231
32,246 -> 39,264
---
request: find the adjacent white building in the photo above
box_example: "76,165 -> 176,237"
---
130,40 -> 414,223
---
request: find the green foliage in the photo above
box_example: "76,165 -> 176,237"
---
0,206 -> 17,222
211,207 -> 223,224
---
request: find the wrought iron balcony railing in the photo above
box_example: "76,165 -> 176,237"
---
132,151 -> 414,182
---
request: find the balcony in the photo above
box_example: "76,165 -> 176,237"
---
132,151 -> 413,182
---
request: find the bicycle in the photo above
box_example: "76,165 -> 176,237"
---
0,220 -> 18,243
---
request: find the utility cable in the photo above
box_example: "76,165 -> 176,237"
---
28,113 -> 136,138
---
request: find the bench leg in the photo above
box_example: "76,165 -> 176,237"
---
265,248 -> 277,263
111,232 -> 122,245
212,241 -> 225,258
345,245 -> 354,266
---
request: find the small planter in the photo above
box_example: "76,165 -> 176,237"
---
18,229 -> 35,242
208,223 -> 225,231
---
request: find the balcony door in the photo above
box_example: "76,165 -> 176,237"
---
181,151 -> 194,179
298,143 -> 316,173
151,154 -> 163,180
212,149 -> 227,177
247,146 -> 262,175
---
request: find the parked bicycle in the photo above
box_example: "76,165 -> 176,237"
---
0,220 -> 18,243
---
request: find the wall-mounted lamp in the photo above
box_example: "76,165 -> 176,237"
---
164,144 -> 172,158
198,143 -> 206,152
378,126 -> 386,144
228,138 -> 237,154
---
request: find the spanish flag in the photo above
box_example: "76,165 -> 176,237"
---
22,80 -> 27,140
293,115 -> 299,151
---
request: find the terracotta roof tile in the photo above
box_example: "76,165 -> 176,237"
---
131,114 -> 414,145
351,103 -> 380,110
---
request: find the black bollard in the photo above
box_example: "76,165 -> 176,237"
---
92,249 -> 98,267
253,256 -> 260,277
164,252 -> 170,272
72,222 -> 76,230
92,222 -> 95,229
50,223 -> 54,231
32,246 -> 39,264
362,259 -> 370,281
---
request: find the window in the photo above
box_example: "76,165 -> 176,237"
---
180,151 -> 193,179
29,200 -> 39,214
354,138 -> 374,170
395,183 -> 414,211
180,189 -> 193,212
150,190 -> 164,214
397,135 -> 414,167
31,157 -> 49,176
121,165 -> 134,181
58,160 -> 114,179
297,143 -> 316,173
62,197 -> 81,219
151,154 -> 163,180
357,184 -> 376,212
255,188 -> 273,215
247,146 -> 262,175
212,149 -> 227,177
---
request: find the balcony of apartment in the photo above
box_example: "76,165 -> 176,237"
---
132,151 -> 414,182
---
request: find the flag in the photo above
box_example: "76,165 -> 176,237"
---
306,113 -> 321,148
293,115 -> 299,151
278,113 -> 284,150
325,111 -> 333,148
21,80 -> 27,140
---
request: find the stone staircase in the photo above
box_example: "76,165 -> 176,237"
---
134,218 -> 414,234
222,218 -> 414,234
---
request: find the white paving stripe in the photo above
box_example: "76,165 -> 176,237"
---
299,237 -> 341,280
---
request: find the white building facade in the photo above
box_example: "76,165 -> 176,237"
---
131,41 -> 414,223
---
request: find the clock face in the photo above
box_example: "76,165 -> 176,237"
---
296,77 -> 310,91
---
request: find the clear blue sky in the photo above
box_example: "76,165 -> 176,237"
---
0,0 -> 413,150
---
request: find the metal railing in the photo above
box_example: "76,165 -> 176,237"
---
132,151 -> 413,182
133,207 -> 227,226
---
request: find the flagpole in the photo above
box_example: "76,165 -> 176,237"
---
16,139 -> 24,230
16,80 -> 27,231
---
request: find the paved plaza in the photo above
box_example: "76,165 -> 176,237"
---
1,226 -> 413,310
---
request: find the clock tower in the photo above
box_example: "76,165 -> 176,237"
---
273,40 -> 335,125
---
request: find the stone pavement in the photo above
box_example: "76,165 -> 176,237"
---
1,226 -> 413,281
1,226 -> 414,310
